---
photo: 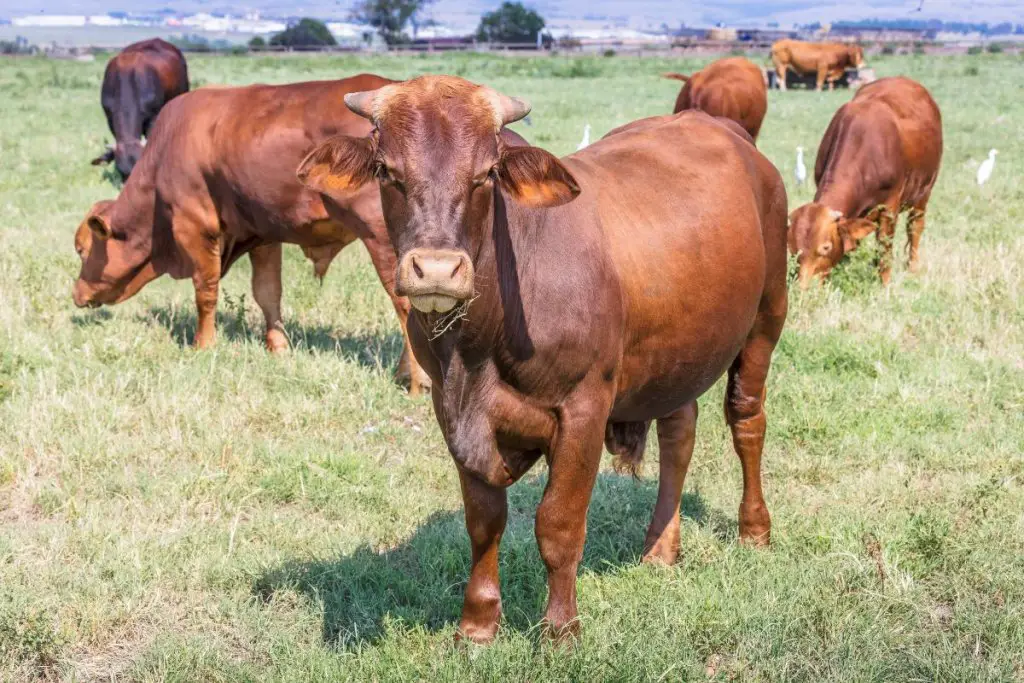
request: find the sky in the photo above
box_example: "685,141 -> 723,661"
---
4,1 -> 1021,25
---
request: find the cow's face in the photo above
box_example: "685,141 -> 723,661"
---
297,76 -> 579,315
850,46 -> 866,68
72,200 -> 157,308
114,139 -> 144,179
788,203 -> 875,287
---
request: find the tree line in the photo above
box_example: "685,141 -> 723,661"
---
254,1 -> 548,48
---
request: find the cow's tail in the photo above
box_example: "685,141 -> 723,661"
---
662,72 -> 690,82
606,421 -> 650,478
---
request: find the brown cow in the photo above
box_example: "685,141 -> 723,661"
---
770,39 -> 865,91
788,77 -> 943,286
72,76 -> 432,395
298,76 -> 788,643
663,57 -> 768,140
91,38 -> 189,179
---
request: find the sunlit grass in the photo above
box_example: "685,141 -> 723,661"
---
0,52 -> 1022,680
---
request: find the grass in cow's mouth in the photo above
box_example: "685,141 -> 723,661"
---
0,51 -> 1022,681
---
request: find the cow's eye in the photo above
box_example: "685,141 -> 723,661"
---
376,163 -> 404,191
473,167 -> 499,188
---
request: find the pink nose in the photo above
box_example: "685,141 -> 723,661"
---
397,248 -> 475,313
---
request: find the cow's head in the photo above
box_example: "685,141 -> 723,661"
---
72,199 -> 158,308
113,139 -> 145,180
787,203 -> 875,287
849,45 -> 866,68
297,76 -> 580,315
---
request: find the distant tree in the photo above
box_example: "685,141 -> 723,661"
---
351,0 -> 434,46
476,2 -> 546,44
269,18 -> 337,47
248,36 -> 267,49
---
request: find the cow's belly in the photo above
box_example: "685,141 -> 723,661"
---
610,255 -> 764,421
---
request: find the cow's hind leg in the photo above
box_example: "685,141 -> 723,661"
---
249,243 -> 288,353
642,401 -> 698,565
725,305 -> 785,546
906,202 -> 929,273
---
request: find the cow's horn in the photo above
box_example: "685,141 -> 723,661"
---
497,93 -> 532,126
344,91 -> 376,120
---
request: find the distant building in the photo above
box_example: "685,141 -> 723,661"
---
13,15 -> 87,27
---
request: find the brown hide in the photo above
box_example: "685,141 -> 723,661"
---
73,75 -> 432,394
664,57 -> 768,140
789,77 -> 943,285
770,39 -> 866,91
298,76 -> 788,644
93,38 -> 189,179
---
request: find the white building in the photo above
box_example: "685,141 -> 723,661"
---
12,15 -> 87,27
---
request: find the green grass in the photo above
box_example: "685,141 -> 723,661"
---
1,52 -> 1023,681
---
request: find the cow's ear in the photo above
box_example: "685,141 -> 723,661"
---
87,214 -> 112,240
838,218 -> 875,252
297,135 -> 375,194
498,147 -> 580,208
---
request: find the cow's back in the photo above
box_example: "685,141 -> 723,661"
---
138,77 -> 388,242
683,58 -> 767,139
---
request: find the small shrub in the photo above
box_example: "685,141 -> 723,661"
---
552,58 -> 600,78
986,42 -> 1003,54
881,44 -> 896,55
602,48 -> 616,58
967,45 -> 983,55
729,47 -> 746,57
965,64 -> 980,76
913,45 -> 926,56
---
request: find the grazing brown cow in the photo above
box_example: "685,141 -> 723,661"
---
663,57 -> 768,140
91,38 -> 189,179
298,76 -> 788,643
770,39 -> 865,91
73,76 -> 432,394
788,77 -> 943,286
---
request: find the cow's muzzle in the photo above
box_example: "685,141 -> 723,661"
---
397,248 -> 474,314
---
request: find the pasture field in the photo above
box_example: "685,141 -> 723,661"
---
0,51 -> 1022,681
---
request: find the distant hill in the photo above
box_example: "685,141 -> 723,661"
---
3,0 -> 1021,28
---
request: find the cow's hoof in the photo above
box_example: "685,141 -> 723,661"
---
455,622 -> 498,646
266,329 -> 288,353
542,618 -> 581,647
641,543 -> 679,566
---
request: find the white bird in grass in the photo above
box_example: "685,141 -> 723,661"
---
795,146 -> 808,186
577,123 -> 591,151
977,148 -> 997,186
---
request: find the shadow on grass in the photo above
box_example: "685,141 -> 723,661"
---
70,309 -> 113,326
253,473 -> 734,648
142,304 -> 404,373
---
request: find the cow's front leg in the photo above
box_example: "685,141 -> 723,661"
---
535,391 -> 608,642
875,206 -> 898,285
457,468 -> 507,644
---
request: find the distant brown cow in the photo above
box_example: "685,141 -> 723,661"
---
91,38 -> 189,179
788,77 -> 943,286
770,39 -> 865,91
663,57 -> 768,140
298,76 -> 788,643
72,76 -> 432,395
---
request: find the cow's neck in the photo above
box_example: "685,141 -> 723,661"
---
422,189 -> 556,484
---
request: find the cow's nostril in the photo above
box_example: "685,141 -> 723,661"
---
412,258 -> 424,279
450,259 -> 462,278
